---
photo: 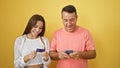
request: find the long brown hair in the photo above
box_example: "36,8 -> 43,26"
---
23,14 -> 45,36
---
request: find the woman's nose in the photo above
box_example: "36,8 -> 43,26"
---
36,27 -> 40,31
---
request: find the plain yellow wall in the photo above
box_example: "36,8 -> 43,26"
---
0,0 -> 120,68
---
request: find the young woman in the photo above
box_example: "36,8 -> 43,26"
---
14,14 -> 51,68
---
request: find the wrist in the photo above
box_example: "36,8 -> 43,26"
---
43,57 -> 49,61
24,56 -> 29,63
24,55 -> 32,63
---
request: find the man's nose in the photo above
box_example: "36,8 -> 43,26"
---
67,20 -> 72,25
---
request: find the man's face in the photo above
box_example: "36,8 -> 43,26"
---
62,11 -> 77,32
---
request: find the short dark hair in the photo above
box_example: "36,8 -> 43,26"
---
23,14 -> 45,36
61,5 -> 77,15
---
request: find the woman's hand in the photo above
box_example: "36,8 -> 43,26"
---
24,51 -> 37,63
43,52 -> 49,61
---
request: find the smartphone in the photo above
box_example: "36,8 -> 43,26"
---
36,48 -> 45,52
65,50 -> 73,55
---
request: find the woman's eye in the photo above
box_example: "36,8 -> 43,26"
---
39,27 -> 43,29
34,25 -> 43,29
34,25 -> 38,28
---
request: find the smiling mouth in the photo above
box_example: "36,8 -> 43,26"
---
67,26 -> 72,29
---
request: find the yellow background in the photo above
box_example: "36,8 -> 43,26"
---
0,0 -> 120,68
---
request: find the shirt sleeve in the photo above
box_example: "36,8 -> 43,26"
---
42,37 -> 51,66
85,30 -> 95,50
50,33 -> 57,51
44,37 -> 50,53
14,36 -> 27,68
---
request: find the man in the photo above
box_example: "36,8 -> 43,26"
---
50,5 -> 96,68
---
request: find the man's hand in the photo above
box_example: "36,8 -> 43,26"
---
69,51 -> 80,60
58,51 -> 70,59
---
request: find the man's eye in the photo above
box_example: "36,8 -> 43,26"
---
70,19 -> 75,22
64,19 -> 67,22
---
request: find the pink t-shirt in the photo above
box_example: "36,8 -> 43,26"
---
50,26 -> 95,68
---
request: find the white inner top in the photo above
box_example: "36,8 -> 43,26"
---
22,36 -> 45,66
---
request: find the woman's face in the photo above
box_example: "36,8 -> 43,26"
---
30,21 -> 43,38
